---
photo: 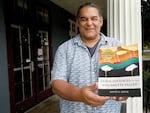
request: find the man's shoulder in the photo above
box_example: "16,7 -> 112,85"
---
59,35 -> 79,48
100,33 -> 121,46
101,33 -> 118,41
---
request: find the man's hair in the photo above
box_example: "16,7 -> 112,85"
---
76,2 -> 103,18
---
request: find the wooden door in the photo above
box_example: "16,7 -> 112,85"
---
35,30 -> 53,101
7,25 -> 53,113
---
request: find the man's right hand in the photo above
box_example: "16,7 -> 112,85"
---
80,83 -> 110,107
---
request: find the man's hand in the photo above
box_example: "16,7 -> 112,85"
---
80,83 -> 110,107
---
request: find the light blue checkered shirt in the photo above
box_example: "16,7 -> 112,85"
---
51,33 -> 122,113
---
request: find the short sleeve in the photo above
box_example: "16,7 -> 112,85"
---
51,44 -> 68,82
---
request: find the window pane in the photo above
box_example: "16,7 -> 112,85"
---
23,69 -> 30,81
12,28 -> 21,67
24,81 -> 31,98
14,70 -> 22,83
15,83 -> 23,103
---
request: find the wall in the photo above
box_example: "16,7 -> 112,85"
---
0,0 -> 10,113
50,2 -> 75,56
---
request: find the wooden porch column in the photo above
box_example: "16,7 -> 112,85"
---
107,0 -> 143,113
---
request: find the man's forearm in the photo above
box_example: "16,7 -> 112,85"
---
52,80 -> 83,102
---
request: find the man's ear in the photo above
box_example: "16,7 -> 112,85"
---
76,18 -> 79,27
99,16 -> 103,27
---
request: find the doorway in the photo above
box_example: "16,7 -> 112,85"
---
7,24 -> 53,113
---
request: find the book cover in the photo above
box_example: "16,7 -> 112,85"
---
98,44 -> 141,97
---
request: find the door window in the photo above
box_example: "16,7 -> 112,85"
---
11,25 -> 33,103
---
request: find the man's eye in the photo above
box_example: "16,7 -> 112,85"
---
92,17 -> 98,21
80,18 -> 87,21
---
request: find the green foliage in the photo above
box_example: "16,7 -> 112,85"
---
143,42 -> 150,49
143,71 -> 150,87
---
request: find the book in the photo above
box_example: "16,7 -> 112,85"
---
98,44 -> 141,97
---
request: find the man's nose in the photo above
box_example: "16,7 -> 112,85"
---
87,19 -> 92,25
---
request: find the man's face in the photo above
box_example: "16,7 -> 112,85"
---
76,7 -> 103,40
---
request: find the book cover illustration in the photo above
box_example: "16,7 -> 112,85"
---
98,44 -> 141,97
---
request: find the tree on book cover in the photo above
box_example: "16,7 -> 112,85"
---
98,44 -> 141,97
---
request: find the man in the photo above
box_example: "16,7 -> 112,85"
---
51,2 -> 127,113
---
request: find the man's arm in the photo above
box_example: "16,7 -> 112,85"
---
52,80 -> 82,101
52,80 -> 111,106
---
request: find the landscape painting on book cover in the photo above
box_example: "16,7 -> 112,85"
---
98,44 -> 141,97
